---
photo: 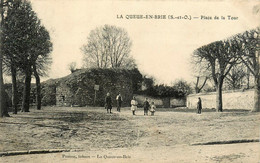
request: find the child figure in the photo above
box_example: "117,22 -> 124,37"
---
149,102 -> 156,116
131,97 -> 138,115
143,98 -> 150,116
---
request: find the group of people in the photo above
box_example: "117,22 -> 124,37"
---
105,92 -> 123,114
104,93 -> 120,113
104,93 -> 156,116
130,97 -> 156,116
105,92 -> 202,115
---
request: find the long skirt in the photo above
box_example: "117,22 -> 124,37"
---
131,105 -> 137,111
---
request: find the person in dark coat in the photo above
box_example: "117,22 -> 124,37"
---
105,93 -> 112,113
116,93 -> 122,112
143,98 -> 150,116
197,97 -> 202,114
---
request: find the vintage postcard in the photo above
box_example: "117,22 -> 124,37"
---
0,0 -> 259,162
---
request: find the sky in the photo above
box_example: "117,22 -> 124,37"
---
28,0 -> 259,85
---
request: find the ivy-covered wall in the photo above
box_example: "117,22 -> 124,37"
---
43,68 -> 142,107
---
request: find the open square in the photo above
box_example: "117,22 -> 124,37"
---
0,107 -> 259,162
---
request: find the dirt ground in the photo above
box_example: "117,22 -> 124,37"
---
1,143 -> 259,163
0,106 -> 259,162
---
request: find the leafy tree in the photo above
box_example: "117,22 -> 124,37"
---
172,80 -> 192,96
81,24 -> 135,69
129,68 -> 143,93
31,25 -> 52,110
141,76 -> 155,94
2,0 -> 52,112
154,85 -> 172,97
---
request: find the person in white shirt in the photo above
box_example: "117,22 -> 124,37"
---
149,102 -> 156,116
131,97 -> 138,115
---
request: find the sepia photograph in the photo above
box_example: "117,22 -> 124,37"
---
0,0 -> 259,162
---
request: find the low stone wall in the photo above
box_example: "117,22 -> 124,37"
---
134,94 -> 164,107
170,98 -> 186,108
186,89 -> 254,110
134,94 -> 185,108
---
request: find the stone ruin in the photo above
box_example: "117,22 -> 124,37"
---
41,68 -> 142,107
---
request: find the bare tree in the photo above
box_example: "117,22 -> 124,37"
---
81,25 -> 135,69
236,27 -> 259,112
193,39 -> 239,112
191,52 -> 211,93
195,76 -> 208,93
224,64 -> 247,90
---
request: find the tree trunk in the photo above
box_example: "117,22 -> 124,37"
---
247,67 -> 250,89
0,45 -> 3,117
252,50 -> 260,112
0,0 -> 6,117
11,65 -> 18,114
0,68 -> 10,117
252,75 -> 260,112
21,69 -> 32,112
195,77 -> 199,93
0,0 -> 10,117
33,64 -> 41,110
216,78 -> 223,112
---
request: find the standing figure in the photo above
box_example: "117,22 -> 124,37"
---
131,97 -> 138,115
197,97 -> 202,114
143,98 -> 150,116
105,93 -> 112,113
149,102 -> 156,116
116,93 -> 123,112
